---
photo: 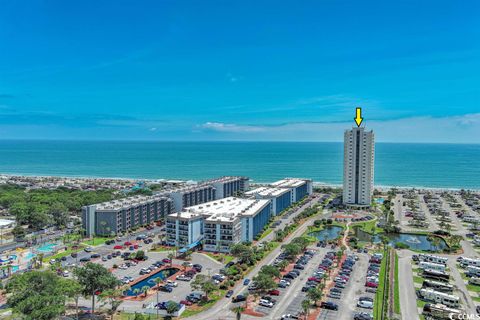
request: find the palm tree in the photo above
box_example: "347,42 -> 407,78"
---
301,299 -> 311,320
231,305 -> 245,320
153,277 -> 164,319
167,252 -> 174,267
133,288 -> 140,298
141,285 -> 150,297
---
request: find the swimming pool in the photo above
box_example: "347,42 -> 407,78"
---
25,252 -> 35,260
124,268 -> 179,296
37,243 -> 58,253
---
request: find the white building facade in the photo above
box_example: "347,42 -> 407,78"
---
343,127 -> 375,206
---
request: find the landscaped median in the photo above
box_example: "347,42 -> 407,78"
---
373,248 -> 389,320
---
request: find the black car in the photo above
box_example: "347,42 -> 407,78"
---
225,261 -> 235,268
193,264 -> 202,272
294,264 -> 305,270
71,252 -> 78,258
61,256 -> 67,261
107,255 -> 112,259
91,253 -> 101,259
79,257 -> 90,262
232,295 -> 247,303
226,290 -> 234,298
320,302 -> 338,310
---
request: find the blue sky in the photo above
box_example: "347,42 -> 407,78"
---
0,0 -> 479,142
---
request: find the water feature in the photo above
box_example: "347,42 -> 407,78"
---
36,243 -> 58,253
375,198 -> 385,204
124,268 -> 180,296
308,225 -> 343,242
353,227 -> 448,252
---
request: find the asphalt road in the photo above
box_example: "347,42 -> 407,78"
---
188,194 -> 328,320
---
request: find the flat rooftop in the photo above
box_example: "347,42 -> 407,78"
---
245,186 -> 290,197
168,197 -> 270,223
204,176 -> 248,184
95,194 -> 170,211
271,178 -> 310,188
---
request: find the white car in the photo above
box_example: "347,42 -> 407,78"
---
176,275 -> 192,281
279,279 -> 291,286
119,264 -> 128,270
357,300 -> 374,309
259,300 -> 274,308
62,271 -> 70,277
166,280 -> 178,287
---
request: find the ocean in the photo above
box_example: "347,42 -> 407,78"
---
0,140 -> 479,189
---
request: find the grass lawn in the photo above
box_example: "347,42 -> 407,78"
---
258,228 -> 274,240
351,219 -> 383,234
413,276 -> 424,285
394,253 -> 401,315
42,244 -> 85,262
416,299 -> 427,308
472,296 -> 480,303
204,252 -> 234,264
467,284 -> 480,293
373,249 -> 388,320
81,236 -> 115,246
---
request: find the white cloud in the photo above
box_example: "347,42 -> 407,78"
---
200,122 -> 265,133
197,113 -> 480,143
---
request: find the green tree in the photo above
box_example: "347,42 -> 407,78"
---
231,305 -> 245,320
61,279 -> 83,320
190,274 -> 217,300
301,299 -> 311,320
166,301 -> 180,315
12,225 -> 26,240
141,285 -> 150,297
167,252 -> 175,266
135,250 -> 146,260
6,271 -> 74,320
73,262 -> 119,313
230,243 -> 255,265
252,273 -> 276,293
306,287 -> 323,306
281,243 -> 301,261
259,265 -> 280,279
99,288 -> 124,319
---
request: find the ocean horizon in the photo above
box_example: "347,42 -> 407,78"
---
1,140 -> 479,190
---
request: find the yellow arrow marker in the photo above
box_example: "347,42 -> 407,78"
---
354,107 -> 363,127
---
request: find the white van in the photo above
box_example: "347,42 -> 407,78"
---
417,288 -> 460,308
418,254 -> 448,265
460,257 -> 480,268
419,261 -> 446,272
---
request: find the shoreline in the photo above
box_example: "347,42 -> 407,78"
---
1,172 -> 479,192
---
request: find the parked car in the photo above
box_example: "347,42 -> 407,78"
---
232,295 -> 247,303
320,302 -> 338,310
357,300 -> 374,309
268,289 -> 280,296
84,247 -> 93,252
180,300 -> 192,306
159,286 -> 173,293
243,278 -> 251,285
226,290 -> 234,298
259,300 -> 274,308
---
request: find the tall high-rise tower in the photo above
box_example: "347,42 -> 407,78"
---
343,127 -> 375,206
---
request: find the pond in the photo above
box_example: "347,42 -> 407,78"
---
353,227 -> 447,252
308,225 -> 343,241
124,267 -> 180,296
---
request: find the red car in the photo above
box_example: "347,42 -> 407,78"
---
308,277 -> 322,283
180,300 -> 193,306
113,245 -> 123,250
133,244 -> 139,249
268,289 -> 280,296
365,281 -> 378,288
124,241 -> 132,246
162,258 -> 171,263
